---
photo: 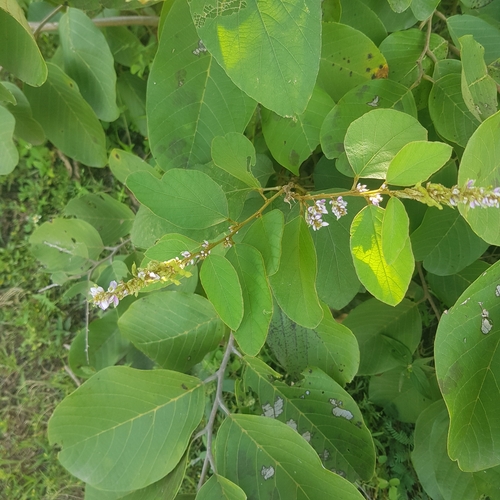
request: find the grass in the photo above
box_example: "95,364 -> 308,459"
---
0,142 -> 120,499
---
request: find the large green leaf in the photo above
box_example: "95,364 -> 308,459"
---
59,8 -> 119,122
211,133 -> 259,188
345,109 -> 427,179
69,310 -> 130,378
244,359 -> 375,481
339,0 -> 387,46
343,298 -> 422,375
458,111 -> 500,245
117,72 -> 147,136
1,81 -> 45,145
427,260 -> 490,309
435,260 -> 500,471
269,217 -> 323,329
318,22 -> 388,103
459,35 -> 497,121
448,14 -> 500,65
0,81 -> 15,103
412,400 -> 500,500
148,0 -> 256,170
189,0 -> 321,117
411,207 -> 488,276
64,193 -> 135,246
386,141 -> 453,186
320,79 -> 417,160
48,366 -> 205,491
311,195 -> 364,310
242,210 -> 284,277
214,414 -> 365,500
0,0 -> 47,85
201,254 -> 244,331
350,205 -> 414,305
428,73 -> 480,147
0,105 -> 18,175
226,244 -> 273,356
30,218 -> 104,275
118,291 -> 224,372
127,169 -> 229,229
410,0 -> 440,21
261,86 -> 335,174
24,63 -> 107,167
196,475 -> 247,500
381,197 -> 410,265
267,302 -> 359,386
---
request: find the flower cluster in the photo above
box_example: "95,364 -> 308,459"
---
304,197 -> 348,231
89,257 -> 192,310
399,180 -> 500,210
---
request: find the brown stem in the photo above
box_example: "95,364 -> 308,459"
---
417,262 -> 441,322
33,4 -> 65,38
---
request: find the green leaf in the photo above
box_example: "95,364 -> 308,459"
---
379,29 -> 448,89
118,291 -> 224,372
102,26 -> 144,68
320,79 -> 417,160
410,0 -> 440,21
64,193 -> 134,246
215,414 -> 365,500
148,0 -> 256,170
117,72 -> 147,136
127,169 -> 229,229
427,260 -> 490,308
448,14 -> 500,65
59,8 -> 119,122
343,298 -> 422,375
387,0 -> 411,14
386,141 -> 453,186
261,86 -> 335,175
29,218 -> 104,274
345,109 -> 427,179
460,35 -> 498,121
48,366 -> 205,491
428,73 -> 480,147
362,0 -> 416,32
189,0 -> 321,117
381,198 -> 410,265
24,63 -> 107,167
0,105 -> 18,175
0,0 -> 47,85
244,359 -> 375,481
350,205 -> 414,305
69,310 -> 129,378
311,195 -> 364,310
211,133 -> 259,188
339,0 -> 387,46
411,207 -> 488,275
412,400 -> 500,500
369,363 -> 441,423
108,149 -> 160,185
267,302 -> 359,386
0,81 -> 15,103
458,111 -> 500,245
201,254 -> 244,330
318,22 -> 388,102
269,217 -> 323,329
85,449 -> 189,500
1,82 -> 45,145
196,475 -> 247,500
435,260 -> 500,471
226,244 -> 273,356
242,210 -> 284,277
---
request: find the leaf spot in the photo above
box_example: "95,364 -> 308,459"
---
286,419 -> 298,431
330,398 -> 354,420
495,285 -> 500,297
261,465 -> 275,480
302,431 -> 311,442
262,396 -> 284,418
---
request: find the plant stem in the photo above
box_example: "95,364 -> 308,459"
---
197,333 -> 235,489
417,262 -> 441,321
33,4 -> 65,38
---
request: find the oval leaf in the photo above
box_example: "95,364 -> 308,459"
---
48,366 -> 205,491
381,197 -> 410,265
118,291 -> 225,372
127,169 -> 229,229
197,475 -> 247,500
350,205 -> 414,305
200,254 -> 244,330
0,105 -> 18,175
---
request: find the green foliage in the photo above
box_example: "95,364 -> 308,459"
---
3,0 -> 500,498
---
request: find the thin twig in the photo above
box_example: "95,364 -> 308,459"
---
417,262 -> 441,322
64,365 -> 81,387
33,4 -> 65,38
410,17 -> 435,90
30,16 -> 159,33
433,10 -> 447,23
197,334 -> 235,490
37,283 -> 60,293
